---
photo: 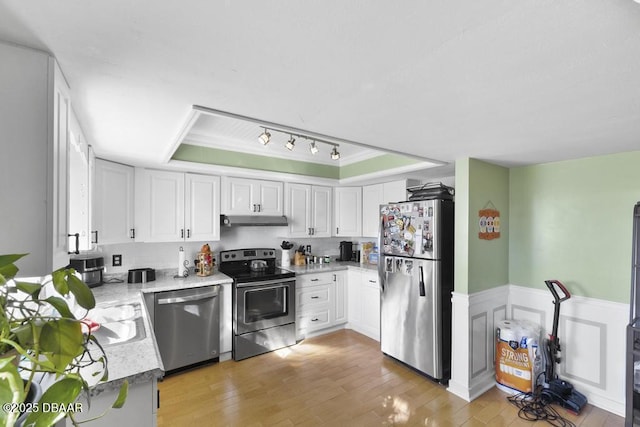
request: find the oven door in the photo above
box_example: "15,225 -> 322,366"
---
234,278 -> 295,335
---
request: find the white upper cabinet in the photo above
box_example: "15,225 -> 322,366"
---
361,179 -> 417,237
0,43 -> 71,276
68,112 -> 93,252
222,177 -> 283,216
135,169 -> 220,242
94,159 -> 135,245
333,187 -> 362,237
285,184 -> 332,238
184,173 -> 220,242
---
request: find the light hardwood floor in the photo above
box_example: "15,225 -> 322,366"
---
157,330 -> 623,426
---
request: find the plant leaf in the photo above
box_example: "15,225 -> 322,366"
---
15,281 -> 42,298
0,355 -> 26,427
0,263 -> 19,281
112,380 -> 129,409
24,377 -> 83,426
39,319 -> 84,371
43,296 -> 75,319
66,274 -> 96,310
52,269 -> 69,295
0,254 -> 27,269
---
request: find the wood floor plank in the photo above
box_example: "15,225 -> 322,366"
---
157,329 -> 624,426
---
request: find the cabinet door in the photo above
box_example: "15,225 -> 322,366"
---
334,271 -> 348,325
257,180 -> 283,215
334,187 -> 362,237
225,177 -> 255,215
362,272 -> 381,341
220,283 -> 233,354
362,184 -> 383,238
135,169 -> 184,242
347,270 -> 363,328
52,65 -> 71,270
94,160 -> 135,244
68,115 -> 91,252
286,183 -> 311,237
185,173 -> 220,241
383,180 -> 408,204
311,186 -> 332,237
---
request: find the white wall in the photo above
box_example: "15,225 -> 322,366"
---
94,228 -> 346,275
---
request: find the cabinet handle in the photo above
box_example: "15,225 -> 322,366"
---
311,279 -> 319,282
187,229 -> 191,238
258,204 -> 262,212
311,228 -> 315,235
311,318 -> 319,322
68,233 -> 80,255
336,227 -> 339,234
252,204 -> 256,212
419,266 -> 426,297
311,296 -> 320,299
333,274 -> 336,282
91,230 -> 98,244
369,280 -> 377,284
181,229 -> 184,238
130,228 -> 135,239
308,228 -> 311,236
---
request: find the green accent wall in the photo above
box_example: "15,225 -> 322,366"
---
172,144 -> 422,180
339,154 -> 423,179
509,151 -> 640,303
172,144 -> 339,178
455,158 -> 510,294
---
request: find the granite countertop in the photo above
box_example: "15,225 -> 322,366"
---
87,269 -> 233,393
284,261 -> 378,275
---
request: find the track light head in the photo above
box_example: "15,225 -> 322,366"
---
258,129 -> 271,145
285,136 -> 295,151
309,141 -> 319,155
331,146 -> 340,160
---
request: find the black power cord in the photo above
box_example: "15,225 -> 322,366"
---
506,387 -> 576,427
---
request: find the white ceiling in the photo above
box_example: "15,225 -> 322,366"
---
1,1 -> 639,170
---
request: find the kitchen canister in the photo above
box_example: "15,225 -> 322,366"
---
495,319 -> 542,394
281,249 -> 291,267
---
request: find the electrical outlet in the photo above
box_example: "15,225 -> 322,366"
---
112,254 -> 122,267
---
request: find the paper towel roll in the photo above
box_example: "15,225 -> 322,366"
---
496,320 -> 519,342
178,247 -> 186,277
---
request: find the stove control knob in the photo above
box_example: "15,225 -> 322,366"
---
224,254 -> 229,259
263,251 -> 268,256
231,254 -> 236,258
269,251 -> 274,256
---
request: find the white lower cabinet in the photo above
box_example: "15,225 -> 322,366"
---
347,268 -> 380,341
220,282 -> 233,358
72,378 -> 158,427
296,270 -> 347,340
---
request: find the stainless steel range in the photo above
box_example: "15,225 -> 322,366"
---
219,248 -> 296,361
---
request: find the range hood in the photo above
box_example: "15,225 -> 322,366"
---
220,215 -> 288,227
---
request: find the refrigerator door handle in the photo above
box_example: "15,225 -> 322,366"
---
419,266 -> 426,297
378,212 -> 385,293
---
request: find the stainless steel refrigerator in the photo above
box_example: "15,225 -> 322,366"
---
378,198 -> 454,383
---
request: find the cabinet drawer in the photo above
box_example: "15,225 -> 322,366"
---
298,309 -> 331,331
297,272 -> 334,288
298,285 -> 330,308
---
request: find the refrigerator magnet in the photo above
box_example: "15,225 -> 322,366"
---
385,257 -> 395,273
404,260 -> 414,275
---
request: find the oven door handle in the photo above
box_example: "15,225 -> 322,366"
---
236,278 -> 295,288
157,290 -> 218,305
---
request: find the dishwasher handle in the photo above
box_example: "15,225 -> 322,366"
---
157,289 -> 218,305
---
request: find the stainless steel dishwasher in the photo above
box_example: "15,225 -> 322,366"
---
154,285 -> 220,372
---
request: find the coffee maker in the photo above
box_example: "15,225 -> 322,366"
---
338,241 -> 353,261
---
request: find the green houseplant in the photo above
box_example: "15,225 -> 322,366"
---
0,254 -> 127,426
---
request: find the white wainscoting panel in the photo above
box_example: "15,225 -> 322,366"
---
449,284 -> 628,417
508,285 -> 627,416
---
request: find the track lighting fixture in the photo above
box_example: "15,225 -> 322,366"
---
258,128 -> 271,145
285,135 -> 295,151
309,141 -> 319,155
255,125 -> 340,160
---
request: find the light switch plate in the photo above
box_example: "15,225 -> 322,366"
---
113,254 -> 122,267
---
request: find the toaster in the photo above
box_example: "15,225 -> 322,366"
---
127,268 -> 156,283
